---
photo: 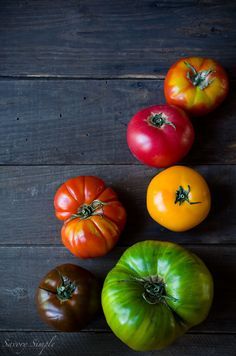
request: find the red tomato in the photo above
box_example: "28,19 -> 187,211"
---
164,57 -> 229,116
54,176 -> 127,258
127,104 -> 194,168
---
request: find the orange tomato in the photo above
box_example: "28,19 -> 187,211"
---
54,176 -> 127,258
147,166 -> 211,232
164,57 -> 229,116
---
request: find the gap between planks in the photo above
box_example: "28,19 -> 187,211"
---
0,76 -> 235,82
0,75 -> 165,81
1,330 -> 236,335
0,163 -> 236,167
0,243 -> 236,248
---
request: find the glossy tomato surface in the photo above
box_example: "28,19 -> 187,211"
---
127,105 -> 194,168
147,166 -> 211,232
54,176 -> 127,258
164,57 -> 229,116
102,241 -> 213,351
36,264 -> 101,331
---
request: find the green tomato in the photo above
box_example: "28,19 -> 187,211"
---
102,240 -> 213,351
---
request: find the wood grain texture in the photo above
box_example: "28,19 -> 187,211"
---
0,332 -> 236,356
0,245 -> 235,333
0,79 -> 235,165
0,0 -> 235,353
0,165 -> 235,245
0,0 -> 235,78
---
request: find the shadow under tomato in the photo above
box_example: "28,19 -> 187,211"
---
184,180 -> 234,243
191,246 -> 236,333
184,82 -> 235,165
110,186 -> 149,246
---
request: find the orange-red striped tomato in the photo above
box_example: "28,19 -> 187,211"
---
54,176 -> 127,258
164,57 -> 229,116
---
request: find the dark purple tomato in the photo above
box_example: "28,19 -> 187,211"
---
36,264 -> 101,331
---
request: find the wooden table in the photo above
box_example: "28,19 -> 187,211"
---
0,1 -> 235,355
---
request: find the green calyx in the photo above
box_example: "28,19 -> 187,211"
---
56,273 -> 76,302
184,61 -> 215,90
143,279 -> 166,304
148,112 -> 176,130
69,200 -> 107,221
132,276 -> 177,305
175,185 -> 201,206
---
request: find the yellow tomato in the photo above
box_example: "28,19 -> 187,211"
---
147,166 -> 211,232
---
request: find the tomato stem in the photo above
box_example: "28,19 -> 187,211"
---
148,112 -> 176,130
56,272 -> 76,302
142,280 -> 165,304
175,185 -> 201,206
68,200 -> 107,221
184,61 -> 215,90
132,276 -> 177,305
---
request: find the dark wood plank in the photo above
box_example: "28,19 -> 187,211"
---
0,0 -> 235,78
0,165 -> 235,245
0,245 -> 235,333
0,332 -> 235,356
0,79 -> 235,165
1,1 -> 235,354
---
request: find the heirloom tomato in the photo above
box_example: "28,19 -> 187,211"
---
147,166 -> 211,232
102,240 -> 213,351
54,176 -> 126,258
164,57 -> 229,116
127,104 -> 194,168
36,264 -> 101,331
